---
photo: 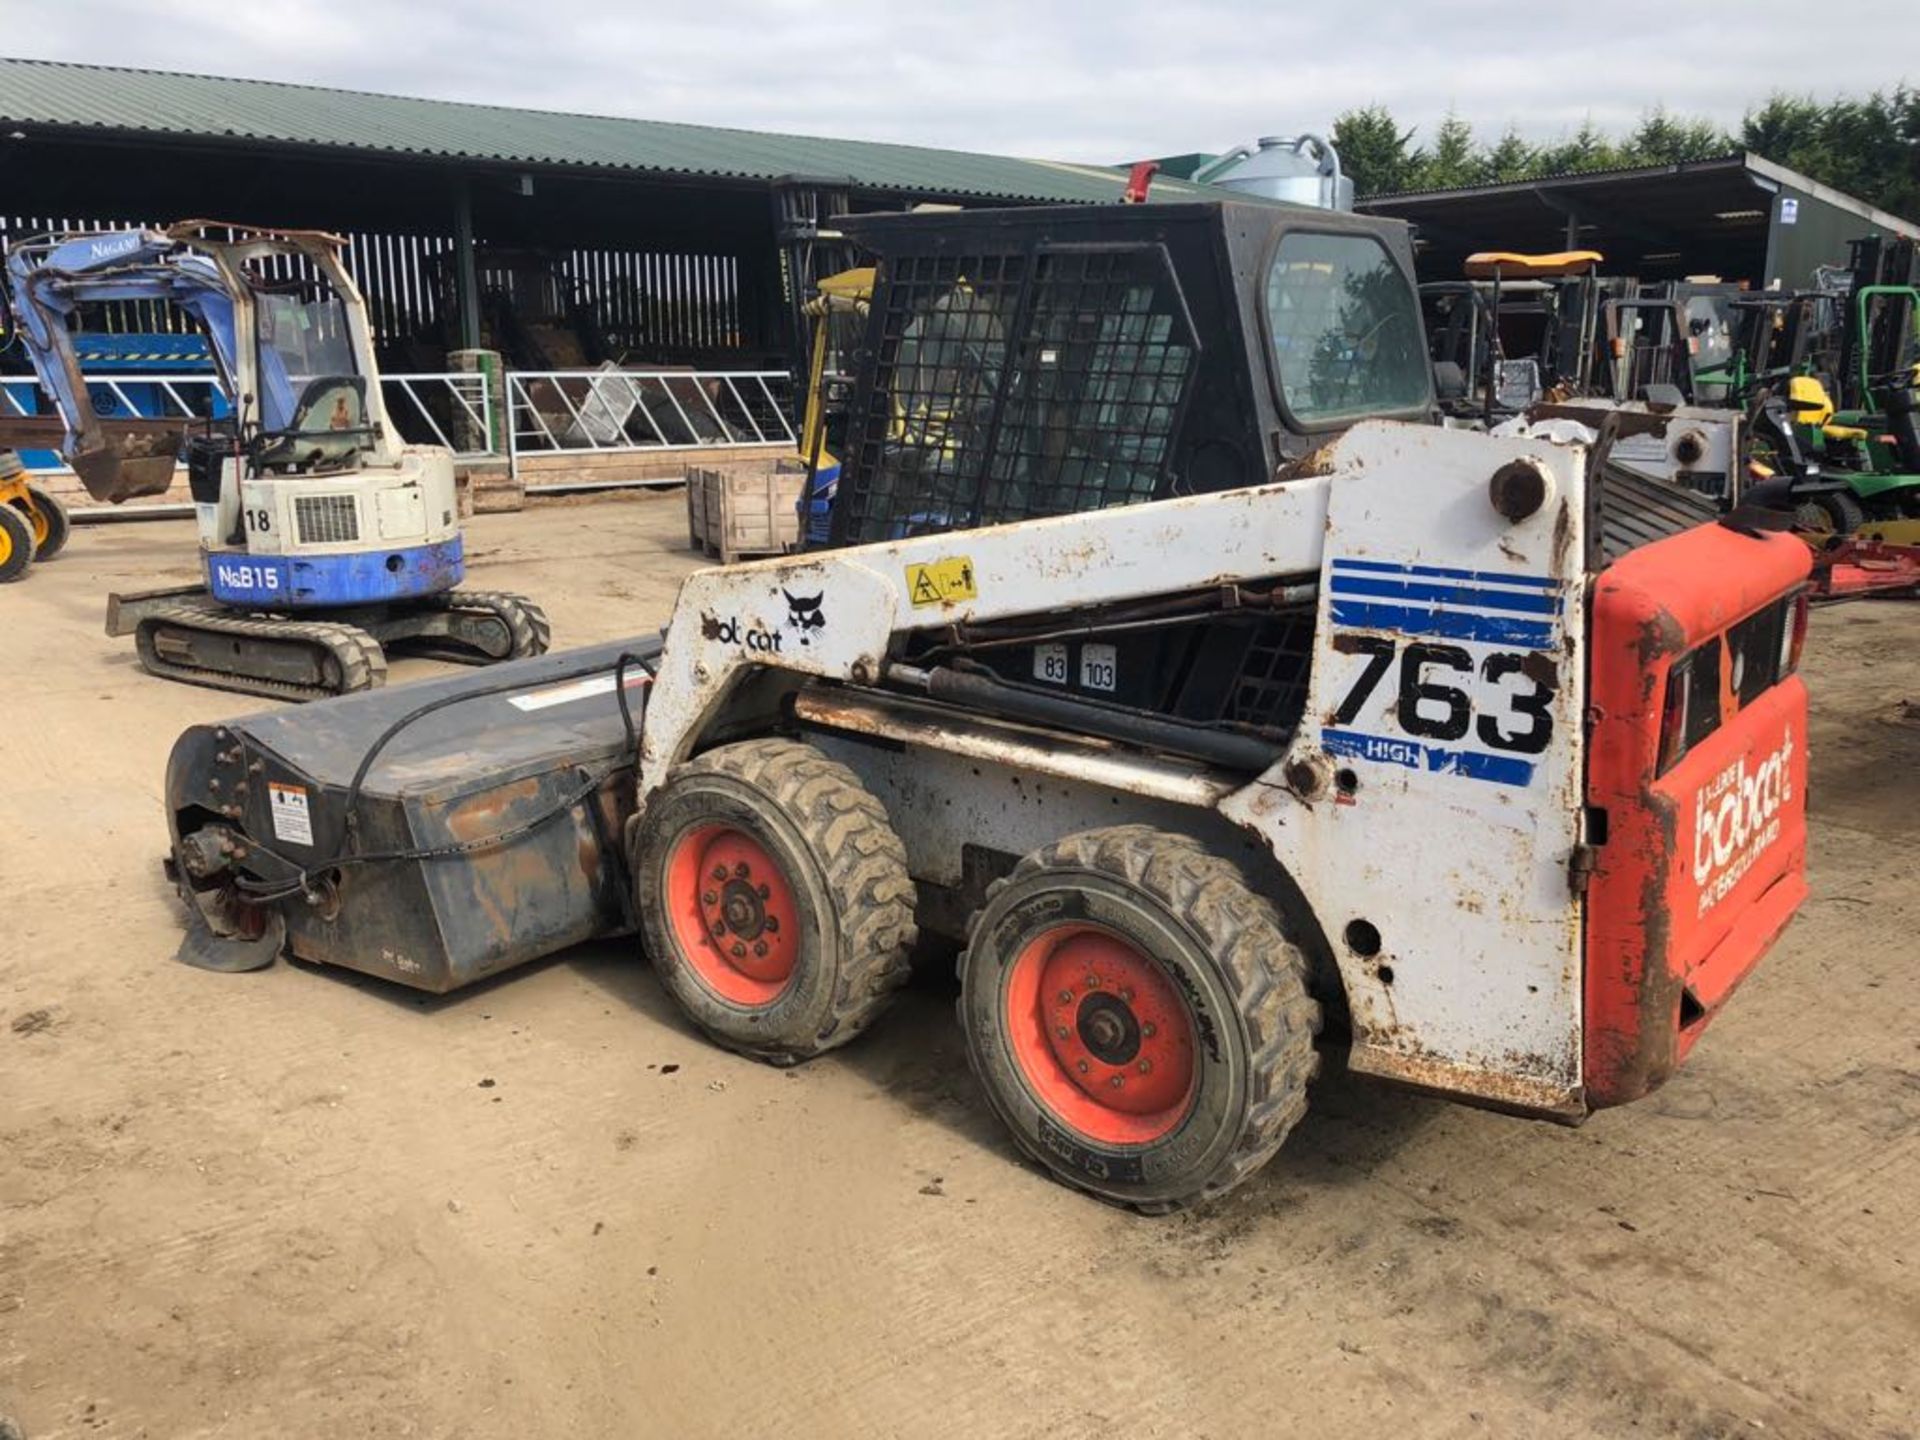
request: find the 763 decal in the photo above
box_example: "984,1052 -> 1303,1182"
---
1322,634 -> 1561,788
1319,556 -> 1569,789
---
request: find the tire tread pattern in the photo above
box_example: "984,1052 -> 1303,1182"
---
963,824 -> 1321,1212
133,606 -> 388,700
23,484 -> 71,560
0,504 -> 36,582
676,738 -> 917,1061
438,589 -> 553,660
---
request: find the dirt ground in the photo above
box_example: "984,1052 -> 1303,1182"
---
2,495 -> 1916,1440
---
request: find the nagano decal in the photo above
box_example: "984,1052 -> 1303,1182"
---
1322,558 -> 1564,788
1693,725 -> 1795,915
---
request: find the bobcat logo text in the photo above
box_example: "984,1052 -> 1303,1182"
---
1692,725 -> 1795,915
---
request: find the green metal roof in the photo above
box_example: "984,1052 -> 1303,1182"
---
0,57 -> 1226,205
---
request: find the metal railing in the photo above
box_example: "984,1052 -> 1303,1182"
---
2,373 -> 227,435
2,371 -> 497,471
507,368 -> 795,463
6,365 -> 800,511
382,372 -> 494,459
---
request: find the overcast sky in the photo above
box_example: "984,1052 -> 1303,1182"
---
17,0 -> 1919,162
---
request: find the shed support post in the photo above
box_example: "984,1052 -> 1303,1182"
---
453,180 -> 482,353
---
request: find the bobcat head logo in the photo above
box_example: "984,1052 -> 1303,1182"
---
783,589 -> 825,646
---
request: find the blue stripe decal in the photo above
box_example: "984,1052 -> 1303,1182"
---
1330,557 -> 1560,590
1328,598 -> 1555,648
1322,728 -> 1537,787
1328,574 -> 1561,616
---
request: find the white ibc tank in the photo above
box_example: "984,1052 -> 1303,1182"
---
1198,134 -> 1353,211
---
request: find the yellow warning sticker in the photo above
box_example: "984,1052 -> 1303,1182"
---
906,556 -> 978,607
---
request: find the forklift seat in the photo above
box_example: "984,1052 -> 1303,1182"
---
1463,250 -> 1604,280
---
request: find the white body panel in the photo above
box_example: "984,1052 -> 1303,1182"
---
1221,424 -> 1588,1110
198,446 -> 458,557
637,422 -> 1591,1114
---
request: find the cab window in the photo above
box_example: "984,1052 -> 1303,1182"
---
1265,232 -> 1429,425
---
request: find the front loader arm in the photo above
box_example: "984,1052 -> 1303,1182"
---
635,463 -> 1336,804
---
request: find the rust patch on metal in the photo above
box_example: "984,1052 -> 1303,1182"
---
442,777 -> 543,842
1350,1040 -> 1584,1118
1551,496 -> 1574,571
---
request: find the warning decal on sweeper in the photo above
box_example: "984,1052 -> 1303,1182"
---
268,781 -> 314,846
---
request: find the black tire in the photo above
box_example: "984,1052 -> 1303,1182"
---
959,825 -> 1320,1212
23,484 -> 70,559
1793,489 -> 1867,536
0,503 -> 36,582
635,738 -> 917,1064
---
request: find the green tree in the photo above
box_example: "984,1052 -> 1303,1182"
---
1481,128 -> 1539,184
1533,118 -> 1624,178
1325,91 -> 1920,218
1623,106 -> 1732,165
1416,111 -> 1482,190
1740,87 -> 1920,220
1330,105 -> 1420,197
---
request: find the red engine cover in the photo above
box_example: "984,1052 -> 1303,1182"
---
1584,525 -> 1812,1108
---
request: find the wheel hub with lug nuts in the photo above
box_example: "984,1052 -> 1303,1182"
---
1027,929 -> 1195,1122
669,826 -> 800,1000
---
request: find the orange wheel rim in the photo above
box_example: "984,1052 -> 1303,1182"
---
664,824 -> 800,1006
1004,926 -> 1197,1145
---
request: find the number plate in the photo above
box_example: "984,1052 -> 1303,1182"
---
1079,643 -> 1117,692
1034,643 -> 1070,685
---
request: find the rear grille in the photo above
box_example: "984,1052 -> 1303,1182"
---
1226,609 -> 1316,733
294,494 -> 359,546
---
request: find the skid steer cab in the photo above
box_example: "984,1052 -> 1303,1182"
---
161,201 -> 1810,1212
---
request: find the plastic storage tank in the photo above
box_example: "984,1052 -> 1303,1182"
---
1196,135 -> 1353,211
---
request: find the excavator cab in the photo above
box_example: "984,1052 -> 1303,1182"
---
6,221 -> 548,698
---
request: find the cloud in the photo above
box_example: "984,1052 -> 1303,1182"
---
14,0 -> 1918,162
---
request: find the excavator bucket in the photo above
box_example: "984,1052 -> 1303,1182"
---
0,415 -> 185,503
71,420 -> 187,502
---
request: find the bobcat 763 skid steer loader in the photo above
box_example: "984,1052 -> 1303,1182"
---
159,201 -> 1812,1210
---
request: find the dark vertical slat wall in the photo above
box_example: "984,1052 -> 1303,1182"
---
0,214 -> 747,367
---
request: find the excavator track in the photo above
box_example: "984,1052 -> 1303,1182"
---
394,589 -> 553,664
134,603 -> 389,701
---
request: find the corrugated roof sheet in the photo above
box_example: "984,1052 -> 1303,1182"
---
1360,154 -> 1752,204
0,57 -> 1225,205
